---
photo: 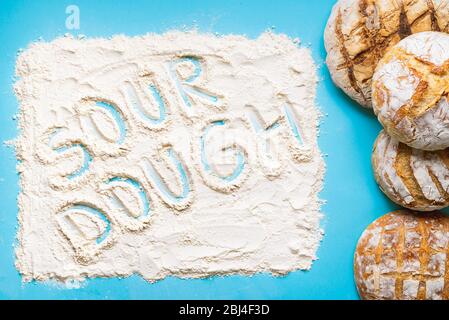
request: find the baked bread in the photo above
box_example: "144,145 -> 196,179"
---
325,0 -> 449,107
372,31 -> 449,150
354,210 -> 449,300
372,130 -> 449,211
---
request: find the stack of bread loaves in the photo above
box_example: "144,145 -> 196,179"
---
325,0 -> 449,300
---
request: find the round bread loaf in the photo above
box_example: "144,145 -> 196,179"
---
354,210 -> 449,300
372,130 -> 449,211
372,31 -> 449,150
325,0 -> 449,108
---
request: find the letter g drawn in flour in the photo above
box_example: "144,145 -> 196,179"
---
198,120 -> 248,193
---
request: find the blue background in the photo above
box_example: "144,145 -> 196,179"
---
0,0 -> 399,299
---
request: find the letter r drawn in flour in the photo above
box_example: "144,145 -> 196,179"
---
168,56 -> 224,114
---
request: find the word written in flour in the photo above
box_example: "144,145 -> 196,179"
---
16,32 -> 324,282
45,55 -> 312,259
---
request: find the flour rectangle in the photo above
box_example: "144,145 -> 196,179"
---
14,32 -> 324,283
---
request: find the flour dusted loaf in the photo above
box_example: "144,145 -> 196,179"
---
372,130 -> 449,211
325,0 -> 449,107
372,32 -> 449,150
355,210 -> 449,300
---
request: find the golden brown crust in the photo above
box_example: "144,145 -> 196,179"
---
354,210 -> 449,300
371,31 -> 449,150
325,0 -> 449,107
372,130 -> 449,211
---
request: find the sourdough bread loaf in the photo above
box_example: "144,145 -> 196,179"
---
354,210 -> 449,300
372,130 -> 449,211
325,0 -> 449,107
372,32 -> 449,150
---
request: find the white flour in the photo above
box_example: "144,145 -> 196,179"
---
14,31 -> 324,283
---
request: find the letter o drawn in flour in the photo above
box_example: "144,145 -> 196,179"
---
77,99 -> 127,149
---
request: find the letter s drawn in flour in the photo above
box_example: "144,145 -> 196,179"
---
48,127 -> 93,181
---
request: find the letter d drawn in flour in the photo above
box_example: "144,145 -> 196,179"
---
56,204 -> 113,264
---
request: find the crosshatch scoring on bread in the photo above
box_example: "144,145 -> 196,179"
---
325,0 -> 449,107
354,210 -> 449,300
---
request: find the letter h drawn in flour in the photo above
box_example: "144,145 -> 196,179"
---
244,102 -> 312,177
282,102 -> 313,161
245,106 -> 282,177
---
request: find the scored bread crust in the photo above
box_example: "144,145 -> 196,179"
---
325,0 -> 449,108
372,31 -> 449,150
354,210 -> 449,300
372,130 -> 449,211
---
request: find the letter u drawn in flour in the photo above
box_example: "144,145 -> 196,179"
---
123,80 -> 167,127
140,147 -> 192,210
